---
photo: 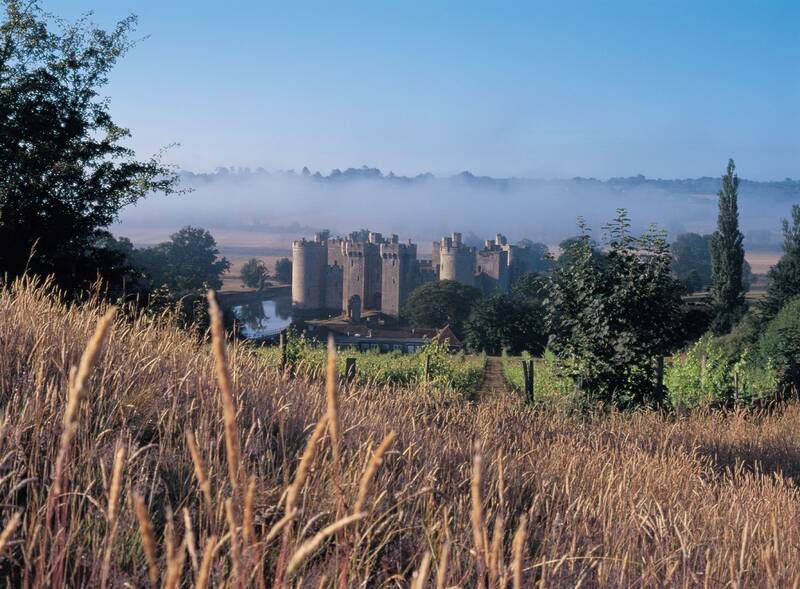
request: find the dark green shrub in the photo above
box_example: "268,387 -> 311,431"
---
759,296 -> 800,389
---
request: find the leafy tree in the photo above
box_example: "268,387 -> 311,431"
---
674,303 -> 714,345
0,2 -> 176,292
403,279 -> 481,337
134,226 -> 230,293
759,296 -> 800,389
671,233 -> 713,289
240,258 -> 267,289
682,269 -> 703,294
761,204 -> 800,321
464,294 -> 514,355
464,278 -> 547,356
556,236 -> 605,269
546,211 -> 683,407
274,257 -> 292,283
672,231 -> 752,294
515,239 -> 553,273
89,233 -> 149,297
709,159 -> 746,334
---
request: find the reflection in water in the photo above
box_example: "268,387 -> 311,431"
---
233,298 -> 293,339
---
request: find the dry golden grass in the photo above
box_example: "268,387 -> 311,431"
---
2,277 -> 800,587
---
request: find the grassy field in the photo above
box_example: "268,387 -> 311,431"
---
3,279 -> 800,587
502,351 -> 577,405
254,337 -> 485,397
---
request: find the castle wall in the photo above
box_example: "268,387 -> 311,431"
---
327,238 -> 347,268
476,249 -> 509,293
324,263 -> 344,312
505,243 -> 539,283
381,240 -> 418,317
343,246 -> 365,313
417,260 -> 437,286
363,243 -> 382,309
341,241 -> 381,312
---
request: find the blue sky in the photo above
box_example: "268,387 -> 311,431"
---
47,1 -> 799,179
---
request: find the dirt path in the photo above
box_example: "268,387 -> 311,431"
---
477,356 -> 511,400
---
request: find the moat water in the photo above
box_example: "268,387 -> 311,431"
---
232,296 -> 293,339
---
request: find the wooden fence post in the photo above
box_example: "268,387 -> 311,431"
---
279,331 -> 287,373
521,360 -> 528,391
522,359 -> 534,403
528,359 -> 535,403
424,354 -> 431,384
345,357 -> 357,384
655,355 -> 665,406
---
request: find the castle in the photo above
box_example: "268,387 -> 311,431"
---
292,230 -> 542,319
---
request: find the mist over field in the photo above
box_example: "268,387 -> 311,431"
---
115,167 -> 800,250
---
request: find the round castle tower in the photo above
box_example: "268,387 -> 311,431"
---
439,232 -> 475,286
291,233 -> 328,311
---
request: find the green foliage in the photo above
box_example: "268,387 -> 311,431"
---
671,233 -> 713,290
671,232 -> 752,294
761,205 -> 800,321
502,350 -> 577,406
709,159 -> 746,334
758,296 -> 800,387
256,332 -> 483,396
546,210 -> 684,408
511,271 -> 548,300
419,337 -> 484,394
464,272 -> 548,356
665,335 -> 779,410
682,270 -> 703,293
673,304 -> 714,348
403,280 -> 481,337
138,283 -> 220,335
274,257 -> 292,284
555,236 -> 605,269
515,239 -> 553,273
133,226 -> 230,294
464,294 -> 514,355
240,258 -> 267,289
0,2 -> 177,293
713,312 -> 762,358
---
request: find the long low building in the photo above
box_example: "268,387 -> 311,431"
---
307,316 -> 462,353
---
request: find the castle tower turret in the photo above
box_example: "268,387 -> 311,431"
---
381,240 -> 418,317
439,232 -> 475,286
292,235 -> 328,311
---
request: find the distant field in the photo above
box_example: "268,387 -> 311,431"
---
116,225 -> 301,250
746,250 -> 781,274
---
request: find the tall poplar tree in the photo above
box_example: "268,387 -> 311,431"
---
709,159 -> 746,334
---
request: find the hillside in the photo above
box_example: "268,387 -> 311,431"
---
2,279 -> 800,586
